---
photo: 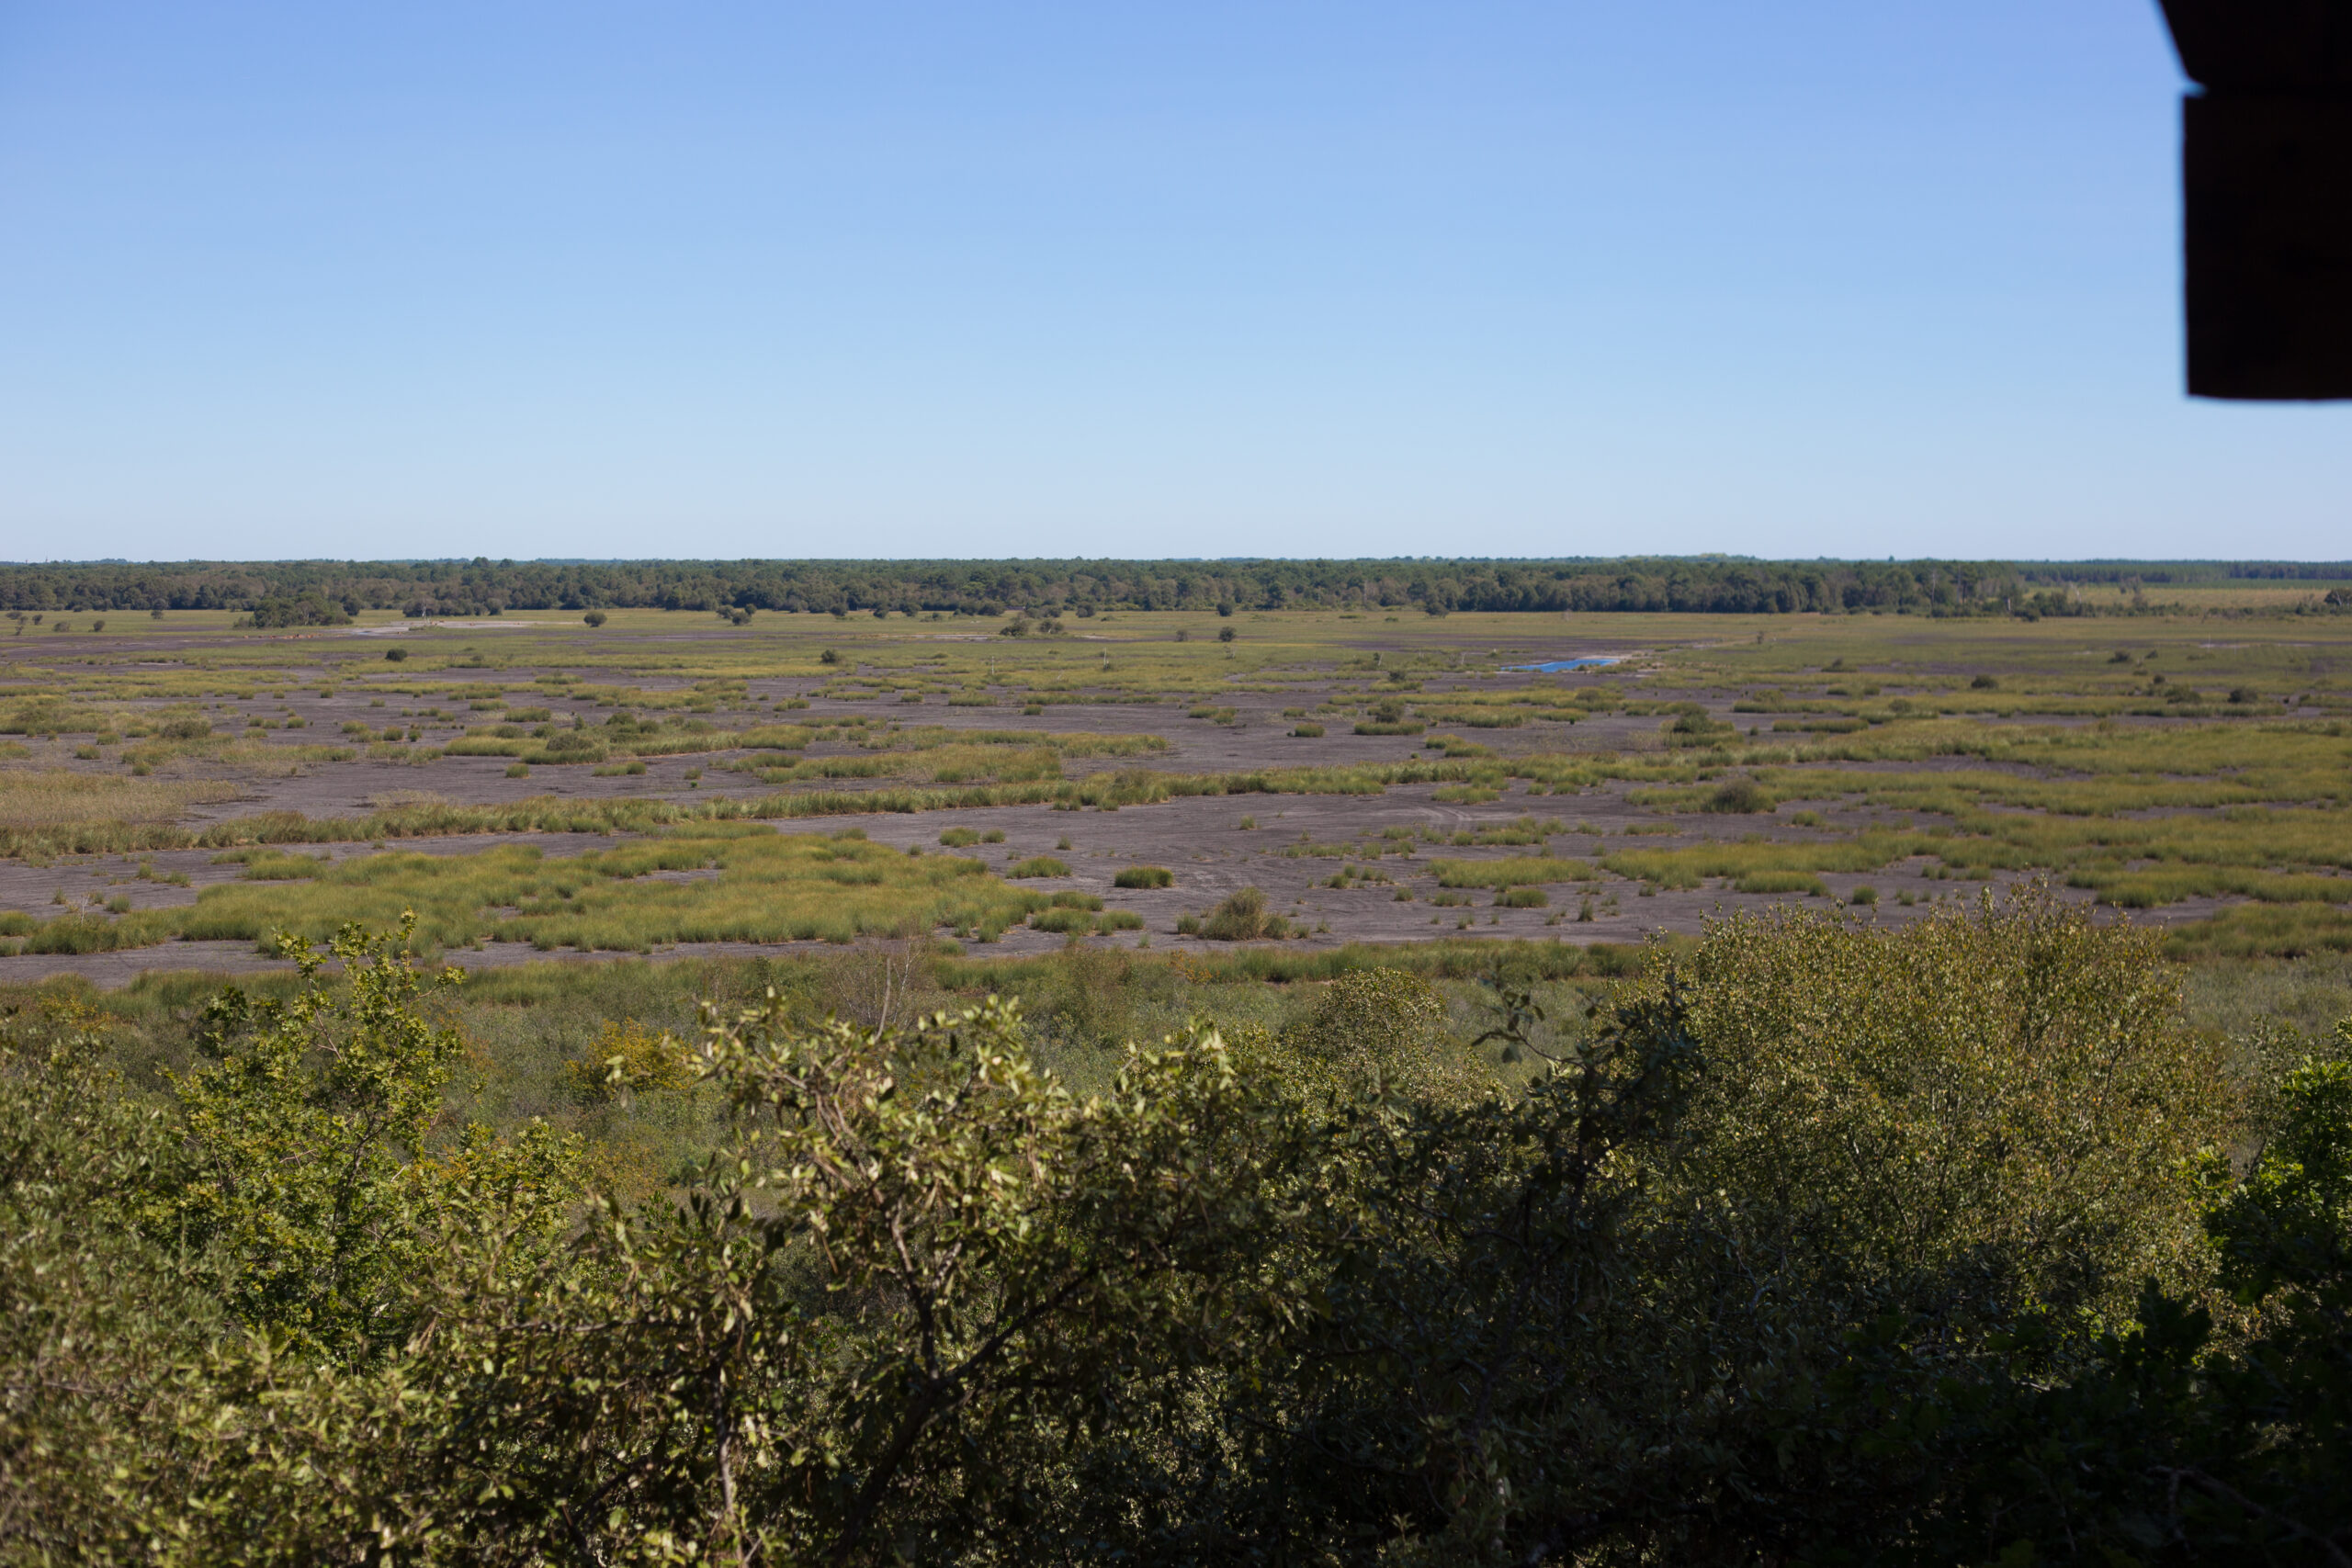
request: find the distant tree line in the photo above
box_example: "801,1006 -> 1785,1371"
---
1,557 -> 2346,621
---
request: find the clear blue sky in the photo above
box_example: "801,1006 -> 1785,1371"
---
1,2 -> 2342,561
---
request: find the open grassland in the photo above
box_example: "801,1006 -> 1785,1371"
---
2,602 -> 2349,968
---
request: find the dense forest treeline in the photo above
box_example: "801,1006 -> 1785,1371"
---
6,897 -> 2349,1563
4,557 -> 2347,622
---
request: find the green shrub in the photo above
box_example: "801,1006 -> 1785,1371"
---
1008,857 -> 1071,879
1650,892 -> 2229,1326
939,827 -> 982,847
1290,722 -> 1325,738
1278,965 -> 1484,1100
0,901 -> 2318,1564
384,647 -> 407,661
1114,865 -> 1174,889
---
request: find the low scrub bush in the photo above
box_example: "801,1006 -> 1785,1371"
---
1007,856 -> 1071,879
1114,865 -> 1174,888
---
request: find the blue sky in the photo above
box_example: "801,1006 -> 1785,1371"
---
1,2 -> 2342,561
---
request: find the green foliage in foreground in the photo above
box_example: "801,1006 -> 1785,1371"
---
3,897 -> 2348,1564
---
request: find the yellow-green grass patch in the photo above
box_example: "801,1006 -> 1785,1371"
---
1429,856 -> 1596,887
0,771 -> 248,856
6,828 -> 1045,956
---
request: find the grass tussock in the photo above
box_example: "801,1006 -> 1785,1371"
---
1430,856 -> 1595,888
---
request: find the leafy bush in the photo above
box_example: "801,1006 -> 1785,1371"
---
560,1018 -> 693,1102
582,610 -> 606,627
1,901 -> 2330,1566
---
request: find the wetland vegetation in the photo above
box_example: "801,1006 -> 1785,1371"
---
4,561 -> 2352,1562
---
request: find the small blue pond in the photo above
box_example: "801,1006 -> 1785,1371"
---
1504,657 -> 1620,673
